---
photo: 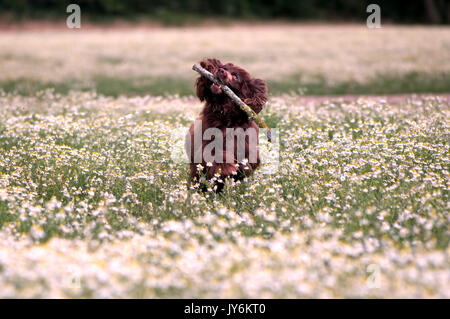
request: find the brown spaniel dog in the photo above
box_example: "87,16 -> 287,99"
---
186,58 -> 268,192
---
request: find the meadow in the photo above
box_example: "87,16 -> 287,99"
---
1,24 -> 450,96
0,91 -> 448,297
0,25 -> 449,298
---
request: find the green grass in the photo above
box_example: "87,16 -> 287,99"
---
2,71 -> 449,97
269,71 -> 450,95
0,92 -> 448,297
0,94 -> 448,248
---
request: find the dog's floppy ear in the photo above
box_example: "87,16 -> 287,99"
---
195,76 -> 208,101
242,78 -> 268,114
196,58 -> 223,101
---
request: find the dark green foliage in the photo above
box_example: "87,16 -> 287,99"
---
0,0 -> 449,24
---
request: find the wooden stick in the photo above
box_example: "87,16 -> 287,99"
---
192,64 -> 272,142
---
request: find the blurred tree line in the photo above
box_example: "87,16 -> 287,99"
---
1,0 -> 449,24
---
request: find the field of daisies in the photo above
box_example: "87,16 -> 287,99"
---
0,89 -> 448,298
0,24 -> 449,298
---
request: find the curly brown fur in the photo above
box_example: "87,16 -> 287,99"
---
186,58 -> 268,192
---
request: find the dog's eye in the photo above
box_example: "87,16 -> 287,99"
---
232,74 -> 239,80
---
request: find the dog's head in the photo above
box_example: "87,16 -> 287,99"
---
196,58 -> 268,113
